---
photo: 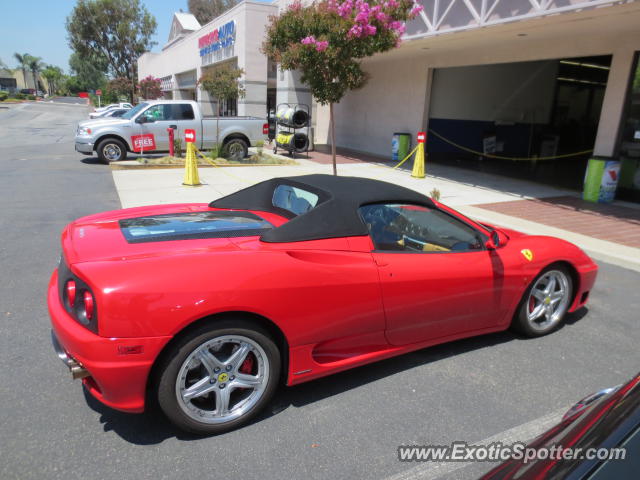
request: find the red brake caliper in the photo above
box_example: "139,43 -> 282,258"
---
529,296 -> 536,313
239,353 -> 255,374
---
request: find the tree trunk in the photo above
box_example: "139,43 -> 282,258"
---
32,71 -> 38,94
216,100 -> 221,156
330,102 -> 337,176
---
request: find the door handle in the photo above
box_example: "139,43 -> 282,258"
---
169,124 -> 177,129
374,257 -> 388,267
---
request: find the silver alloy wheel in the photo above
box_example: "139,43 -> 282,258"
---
175,335 -> 269,424
102,143 -> 122,161
526,270 -> 571,331
227,142 -> 244,162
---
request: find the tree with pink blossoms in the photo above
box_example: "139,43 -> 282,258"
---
137,75 -> 163,100
263,0 -> 423,175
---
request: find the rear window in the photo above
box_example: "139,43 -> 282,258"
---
170,104 -> 195,120
119,211 -> 272,243
272,184 -> 319,216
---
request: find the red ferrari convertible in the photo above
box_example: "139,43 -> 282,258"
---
49,175 -> 598,434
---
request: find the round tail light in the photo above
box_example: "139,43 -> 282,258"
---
66,280 -> 77,307
83,291 -> 95,321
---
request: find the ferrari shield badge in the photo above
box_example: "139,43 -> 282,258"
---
520,249 -> 534,262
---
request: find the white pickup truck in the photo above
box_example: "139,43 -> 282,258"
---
75,100 -> 268,162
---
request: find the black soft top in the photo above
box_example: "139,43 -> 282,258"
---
209,174 -> 434,243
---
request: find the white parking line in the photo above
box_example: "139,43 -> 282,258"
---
385,405 -> 570,480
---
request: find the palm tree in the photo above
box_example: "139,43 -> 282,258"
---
27,56 -> 43,95
42,65 -> 63,95
13,53 -> 30,89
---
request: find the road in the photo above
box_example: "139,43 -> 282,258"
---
0,102 -> 638,480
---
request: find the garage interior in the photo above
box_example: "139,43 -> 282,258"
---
427,55 -> 612,191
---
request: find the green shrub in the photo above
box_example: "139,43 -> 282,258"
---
0,91 -> 8,101
173,138 -> 183,158
27,94 -> 36,101
209,143 -> 227,160
15,93 -> 26,100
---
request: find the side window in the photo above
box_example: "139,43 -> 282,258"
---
272,184 -> 319,216
168,104 -> 195,120
359,203 -> 484,253
141,105 -> 166,122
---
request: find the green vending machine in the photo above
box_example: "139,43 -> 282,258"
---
583,157 -> 621,203
392,133 -> 411,162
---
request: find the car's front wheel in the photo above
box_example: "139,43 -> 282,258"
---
157,319 -> 281,435
513,266 -> 573,337
96,138 -> 127,163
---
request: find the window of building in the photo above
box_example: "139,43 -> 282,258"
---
217,97 -> 237,117
617,52 -> 640,202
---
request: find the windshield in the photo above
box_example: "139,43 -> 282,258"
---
121,102 -> 149,120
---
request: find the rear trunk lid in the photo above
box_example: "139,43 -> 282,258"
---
62,204 -> 280,264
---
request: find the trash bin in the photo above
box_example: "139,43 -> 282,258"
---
392,132 -> 411,162
583,156 -> 621,203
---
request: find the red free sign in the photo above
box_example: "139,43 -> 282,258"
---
96,89 -> 102,96
417,132 -> 426,143
131,134 -> 156,152
184,129 -> 196,143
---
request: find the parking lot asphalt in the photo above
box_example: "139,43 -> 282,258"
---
0,102 -> 638,480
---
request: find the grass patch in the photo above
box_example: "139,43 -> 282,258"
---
136,151 -> 297,166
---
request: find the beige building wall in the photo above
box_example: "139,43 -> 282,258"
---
9,70 -> 43,91
138,1 -> 276,117
315,2 -> 640,159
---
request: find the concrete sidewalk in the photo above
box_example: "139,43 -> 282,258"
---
111,154 -> 640,272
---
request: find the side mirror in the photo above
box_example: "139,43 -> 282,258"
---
486,230 -> 508,250
136,116 -> 153,124
485,230 -> 500,250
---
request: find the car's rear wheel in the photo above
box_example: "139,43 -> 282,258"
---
157,319 -> 280,435
96,138 -> 126,163
224,138 -> 248,162
513,266 -> 573,337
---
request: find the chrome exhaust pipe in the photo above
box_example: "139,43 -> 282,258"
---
70,364 -> 91,380
52,331 -> 91,380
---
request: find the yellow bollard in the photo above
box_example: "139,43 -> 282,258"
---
182,142 -> 201,186
411,132 -> 426,179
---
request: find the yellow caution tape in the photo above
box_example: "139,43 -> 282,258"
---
428,128 -> 593,161
393,144 -> 420,169
192,145 -> 249,183
193,145 -> 220,167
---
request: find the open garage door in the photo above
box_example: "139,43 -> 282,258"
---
427,56 -> 611,190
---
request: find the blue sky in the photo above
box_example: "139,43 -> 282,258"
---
0,0 -> 191,73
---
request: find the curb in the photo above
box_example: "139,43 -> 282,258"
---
458,205 -> 640,273
111,163 -> 217,170
110,162 -> 296,170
